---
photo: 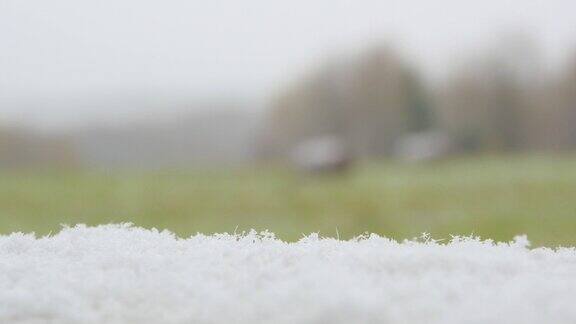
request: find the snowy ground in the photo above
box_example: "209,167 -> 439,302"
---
0,224 -> 575,324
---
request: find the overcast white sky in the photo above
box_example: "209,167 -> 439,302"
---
1,0 -> 575,128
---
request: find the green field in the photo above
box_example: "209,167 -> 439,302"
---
1,155 -> 575,247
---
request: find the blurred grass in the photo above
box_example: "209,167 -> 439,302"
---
0,155 -> 575,247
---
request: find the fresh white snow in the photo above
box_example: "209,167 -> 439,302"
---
0,224 -> 575,324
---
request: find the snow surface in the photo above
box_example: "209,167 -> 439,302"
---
1,224 -> 576,324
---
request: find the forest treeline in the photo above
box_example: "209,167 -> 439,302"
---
1,35 -> 575,169
259,36 -> 576,160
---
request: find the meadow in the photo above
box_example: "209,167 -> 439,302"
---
1,155 -> 575,247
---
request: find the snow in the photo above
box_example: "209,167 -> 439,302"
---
1,224 -> 575,324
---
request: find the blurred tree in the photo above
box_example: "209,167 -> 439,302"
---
559,55 -> 576,148
258,62 -> 350,159
537,53 -> 576,151
260,45 -> 435,161
348,46 -> 414,157
404,71 -> 434,132
0,126 -> 79,170
260,33 -> 574,160
438,33 -> 539,152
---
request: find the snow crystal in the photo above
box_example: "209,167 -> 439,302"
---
0,224 -> 575,324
